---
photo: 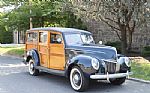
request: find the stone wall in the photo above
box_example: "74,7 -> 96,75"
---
85,20 -> 150,51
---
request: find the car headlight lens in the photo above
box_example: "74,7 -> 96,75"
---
118,57 -> 131,67
124,57 -> 131,67
91,58 -> 99,70
27,51 -> 30,55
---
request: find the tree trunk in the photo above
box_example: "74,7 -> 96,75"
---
40,16 -> 44,27
128,31 -> 133,51
120,26 -> 127,55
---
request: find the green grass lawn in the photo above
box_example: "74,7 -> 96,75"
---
0,47 -> 24,57
131,58 -> 150,81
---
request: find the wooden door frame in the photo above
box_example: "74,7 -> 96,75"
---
49,31 -> 65,70
38,31 -> 49,68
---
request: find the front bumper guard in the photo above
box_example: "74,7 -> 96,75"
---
90,71 -> 133,80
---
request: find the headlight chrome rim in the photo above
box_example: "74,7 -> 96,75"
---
118,57 -> 131,67
91,58 -> 99,70
124,57 -> 131,67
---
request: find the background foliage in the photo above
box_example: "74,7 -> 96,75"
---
0,0 -> 87,43
67,0 -> 150,54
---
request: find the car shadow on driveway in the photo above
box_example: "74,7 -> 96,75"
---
1,71 -> 148,93
27,72 -> 125,92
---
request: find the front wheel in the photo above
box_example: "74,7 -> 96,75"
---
109,77 -> 126,85
70,66 -> 89,92
28,59 -> 39,76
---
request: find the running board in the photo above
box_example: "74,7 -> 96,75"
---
35,66 -> 65,76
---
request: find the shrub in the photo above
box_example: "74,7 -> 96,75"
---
142,46 -> 150,57
0,31 -> 13,44
105,41 -> 121,53
143,46 -> 150,51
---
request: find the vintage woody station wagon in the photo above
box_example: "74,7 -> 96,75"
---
24,27 -> 132,91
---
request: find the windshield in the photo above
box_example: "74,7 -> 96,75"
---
81,33 -> 95,44
64,33 -> 95,45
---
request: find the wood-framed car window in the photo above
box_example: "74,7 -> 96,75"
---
50,33 -> 63,44
39,32 -> 48,43
27,32 -> 38,43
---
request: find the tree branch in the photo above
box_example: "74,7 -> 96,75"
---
102,19 -> 120,31
126,11 -> 133,24
98,15 -> 121,40
105,17 -> 119,25
112,28 -> 121,40
131,20 -> 136,32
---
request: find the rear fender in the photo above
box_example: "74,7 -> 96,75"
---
26,49 -> 40,66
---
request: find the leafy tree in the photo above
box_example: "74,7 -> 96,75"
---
0,13 -> 13,43
68,0 -> 150,55
0,0 -> 87,43
2,0 -> 86,29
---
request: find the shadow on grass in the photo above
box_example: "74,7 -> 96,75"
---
0,47 -> 24,57
6,48 -> 24,56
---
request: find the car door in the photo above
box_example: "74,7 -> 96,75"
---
49,31 -> 65,70
38,31 -> 49,68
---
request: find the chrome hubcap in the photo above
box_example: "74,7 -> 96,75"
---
30,63 -> 34,69
30,63 -> 34,71
29,60 -> 35,74
72,73 -> 81,87
70,68 -> 83,90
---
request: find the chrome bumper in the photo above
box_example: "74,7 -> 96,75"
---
22,57 -> 27,64
90,71 -> 133,80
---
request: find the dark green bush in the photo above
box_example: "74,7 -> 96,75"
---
142,46 -> 150,57
143,46 -> 150,51
105,41 -> 121,53
0,31 -> 13,44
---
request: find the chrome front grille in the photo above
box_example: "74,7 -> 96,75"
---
105,62 -> 116,74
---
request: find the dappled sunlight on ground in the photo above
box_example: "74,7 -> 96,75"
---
0,46 -> 25,57
129,57 -> 150,64
0,44 -> 25,55
130,56 -> 150,80
0,48 -> 13,55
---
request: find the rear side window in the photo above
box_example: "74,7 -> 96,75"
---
27,32 -> 38,42
39,32 -> 47,43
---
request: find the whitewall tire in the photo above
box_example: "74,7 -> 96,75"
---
28,59 -> 39,76
70,66 -> 89,92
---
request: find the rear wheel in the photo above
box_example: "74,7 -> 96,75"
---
70,66 -> 89,92
109,77 -> 126,85
28,59 -> 39,76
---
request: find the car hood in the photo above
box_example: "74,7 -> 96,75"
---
66,44 -> 117,60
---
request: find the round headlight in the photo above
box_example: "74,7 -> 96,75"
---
124,57 -> 131,67
91,58 -> 99,70
118,57 -> 131,67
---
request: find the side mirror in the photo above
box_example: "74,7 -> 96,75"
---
99,41 -> 103,44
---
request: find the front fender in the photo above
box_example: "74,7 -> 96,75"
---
26,49 -> 40,66
117,54 -> 131,72
66,54 -> 97,78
